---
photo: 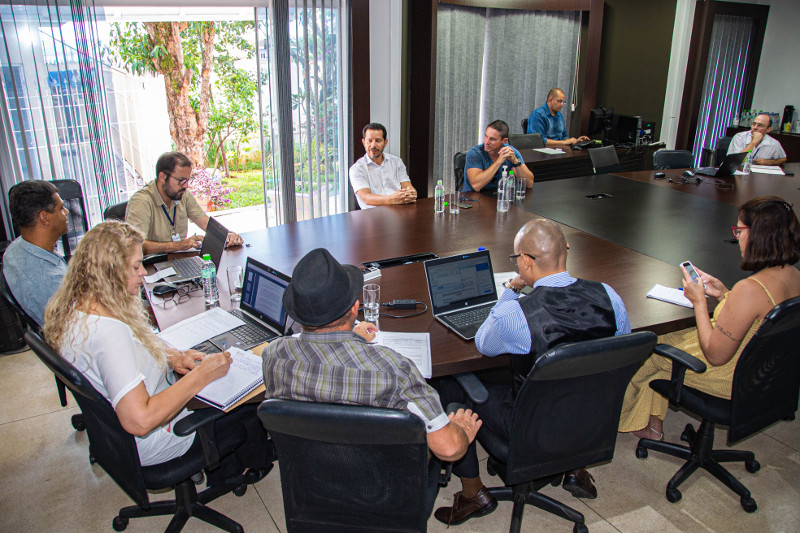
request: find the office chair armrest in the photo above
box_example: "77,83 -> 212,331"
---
654,344 -> 707,403
452,372 -> 489,405
173,408 -> 228,470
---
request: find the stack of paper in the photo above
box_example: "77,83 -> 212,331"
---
196,347 -> 265,411
646,284 -> 693,308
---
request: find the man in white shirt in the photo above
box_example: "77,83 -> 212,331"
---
349,123 -> 417,209
727,113 -> 787,166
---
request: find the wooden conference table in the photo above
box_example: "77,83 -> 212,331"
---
517,144 -> 654,182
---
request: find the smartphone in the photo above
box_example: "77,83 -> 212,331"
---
680,261 -> 702,284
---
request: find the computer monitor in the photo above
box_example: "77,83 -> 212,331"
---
607,114 -> 641,144
588,107 -> 614,136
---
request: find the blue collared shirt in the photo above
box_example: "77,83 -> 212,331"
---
3,237 -> 67,325
527,102 -> 567,142
475,271 -> 631,357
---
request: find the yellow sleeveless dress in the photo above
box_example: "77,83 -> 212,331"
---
618,279 -> 776,432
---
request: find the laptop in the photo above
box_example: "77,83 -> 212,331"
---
423,250 -> 498,340
205,257 -> 291,350
154,216 -> 229,283
694,151 -> 747,177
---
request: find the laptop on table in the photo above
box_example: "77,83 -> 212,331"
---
424,250 -> 498,340
154,216 -> 229,283
204,257 -> 291,351
694,151 -> 747,177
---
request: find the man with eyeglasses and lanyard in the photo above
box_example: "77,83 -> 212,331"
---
526,88 -> 590,148
125,152 -> 243,254
433,218 -> 630,527
727,113 -> 787,166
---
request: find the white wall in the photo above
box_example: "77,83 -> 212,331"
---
660,0 -> 696,148
368,0 -> 403,155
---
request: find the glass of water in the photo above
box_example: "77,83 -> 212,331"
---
227,265 -> 244,302
516,175 -> 526,200
449,191 -> 460,215
362,283 -> 380,329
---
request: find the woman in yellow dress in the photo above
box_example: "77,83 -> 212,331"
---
619,196 -> 800,440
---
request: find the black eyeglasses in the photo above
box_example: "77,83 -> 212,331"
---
164,172 -> 194,186
153,283 -> 200,308
508,252 -> 535,267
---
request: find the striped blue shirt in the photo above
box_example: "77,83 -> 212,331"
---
475,271 -> 631,357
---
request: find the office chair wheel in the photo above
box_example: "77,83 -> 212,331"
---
741,496 -> 757,513
745,459 -> 760,473
112,516 -> 129,531
665,487 -> 682,503
233,484 -> 247,497
573,523 -> 589,533
71,414 -> 85,431
635,446 -> 648,459
680,423 -> 695,443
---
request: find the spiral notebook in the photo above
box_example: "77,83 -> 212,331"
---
195,347 -> 265,411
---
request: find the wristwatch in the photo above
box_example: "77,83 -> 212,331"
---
503,280 -> 522,294
510,161 -> 522,168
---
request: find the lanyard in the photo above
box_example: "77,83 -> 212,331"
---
161,204 -> 177,229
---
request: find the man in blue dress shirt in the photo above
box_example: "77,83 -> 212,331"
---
434,218 -> 631,526
527,88 -> 590,148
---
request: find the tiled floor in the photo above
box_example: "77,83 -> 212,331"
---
1,347 -> 798,532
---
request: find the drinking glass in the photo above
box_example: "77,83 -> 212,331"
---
363,283 -> 380,328
448,191 -> 460,215
227,265 -> 244,302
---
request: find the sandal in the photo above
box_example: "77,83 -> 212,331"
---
631,426 -> 664,441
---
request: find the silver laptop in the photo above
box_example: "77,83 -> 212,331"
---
424,250 -> 498,340
154,216 -> 228,283
206,257 -> 291,350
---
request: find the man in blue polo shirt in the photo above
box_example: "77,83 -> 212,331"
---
462,120 -> 534,192
527,88 -> 589,148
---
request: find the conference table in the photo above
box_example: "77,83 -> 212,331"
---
517,143 -> 655,181
147,163 -> 798,378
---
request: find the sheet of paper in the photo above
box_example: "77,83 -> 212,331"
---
144,267 -> 175,283
534,148 -> 565,154
494,271 -> 516,295
196,347 -> 264,410
646,284 -> 693,308
750,165 -> 785,175
373,331 -> 432,379
158,307 -> 245,350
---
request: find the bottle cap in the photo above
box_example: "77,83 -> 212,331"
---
478,247 -> 486,251
202,254 -> 211,261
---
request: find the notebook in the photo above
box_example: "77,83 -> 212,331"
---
694,151 -> 747,177
195,347 -> 265,411
424,250 -> 498,340
206,257 -> 291,350
154,216 -> 229,283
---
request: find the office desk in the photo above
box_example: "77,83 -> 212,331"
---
517,144 -> 652,182
148,194 -> 691,377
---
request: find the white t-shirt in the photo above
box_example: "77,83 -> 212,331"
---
348,153 -> 411,209
61,313 -> 194,466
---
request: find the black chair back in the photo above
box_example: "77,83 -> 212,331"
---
453,151 -> 467,192
258,399 -> 435,533
507,133 -> 544,149
588,145 -> 621,174
714,136 -> 733,166
498,332 -> 656,486
521,118 -> 528,133
728,295 -> 800,443
24,330 -> 149,508
103,200 -> 128,221
653,149 -> 693,170
50,179 -> 89,261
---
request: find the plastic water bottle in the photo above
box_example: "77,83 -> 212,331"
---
434,180 -> 444,214
497,167 -> 510,212
507,170 -> 516,201
201,254 -> 219,306
743,150 -> 753,174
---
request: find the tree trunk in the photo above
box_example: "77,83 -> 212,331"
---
144,21 -> 215,168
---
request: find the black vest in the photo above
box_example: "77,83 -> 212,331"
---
511,279 -> 617,395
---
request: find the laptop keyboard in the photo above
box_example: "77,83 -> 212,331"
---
446,305 -> 492,328
172,257 -> 202,278
228,309 -> 275,345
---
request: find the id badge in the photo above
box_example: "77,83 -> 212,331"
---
171,231 -> 181,242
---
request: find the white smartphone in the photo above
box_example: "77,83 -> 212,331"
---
680,261 -> 702,284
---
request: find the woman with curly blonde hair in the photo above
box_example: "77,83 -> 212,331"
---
44,221 -> 268,470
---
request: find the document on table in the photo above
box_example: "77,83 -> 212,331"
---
534,148 -> 565,154
158,307 -> 245,350
195,347 -> 265,411
750,165 -> 785,175
373,331 -> 432,378
646,284 -> 693,308
144,267 -> 175,283
494,271 -> 531,295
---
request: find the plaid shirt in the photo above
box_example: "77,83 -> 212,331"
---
262,330 -> 449,433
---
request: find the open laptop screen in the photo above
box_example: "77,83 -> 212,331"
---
239,257 -> 290,331
424,250 -> 497,314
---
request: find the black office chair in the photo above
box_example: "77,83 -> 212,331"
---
508,133 -> 544,150
25,330 -> 266,532
257,399 -> 440,533
636,296 -> 800,513
472,332 -> 657,533
653,149 -> 693,170
454,151 -> 467,192
588,145 -> 621,174
50,179 -> 89,262
103,200 -> 129,221
521,118 -> 529,134
713,136 -> 734,166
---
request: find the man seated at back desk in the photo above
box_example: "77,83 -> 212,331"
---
527,88 -> 589,148
463,120 -> 534,193
727,113 -> 787,166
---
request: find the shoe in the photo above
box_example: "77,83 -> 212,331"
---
562,468 -> 597,499
434,487 -> 498,526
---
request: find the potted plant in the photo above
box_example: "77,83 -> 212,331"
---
189,167 -> 233,211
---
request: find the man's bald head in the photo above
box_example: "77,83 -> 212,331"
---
514,219 -> 568,272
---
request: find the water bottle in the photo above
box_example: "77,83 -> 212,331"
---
497,167 -> 510,212
743,150 -> 753,174
732,112 -> 739,127
507,170 -> 516,201
434,180 -> 445,214
201,254 -> 219,306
